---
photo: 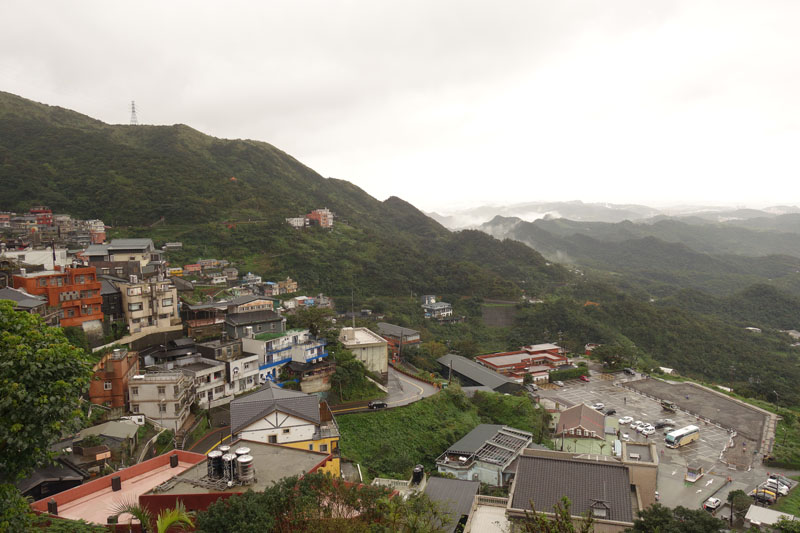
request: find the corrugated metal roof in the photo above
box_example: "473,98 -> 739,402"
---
424,478 -> 480,533
225,309 -> 282,326
446,424 -> 505,455
437,354 -> 515,390
511,455 -> 634,524
376,322 -> 420,338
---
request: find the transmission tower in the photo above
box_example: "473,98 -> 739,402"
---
130,100 -> 138,125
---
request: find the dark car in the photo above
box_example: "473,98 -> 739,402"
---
368,401 -> 388,409
623,368 -> 636,375
605,408 -> 617,416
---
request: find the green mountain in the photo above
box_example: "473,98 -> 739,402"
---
0,91 -> 568,299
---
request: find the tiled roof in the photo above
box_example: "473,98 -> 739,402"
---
556,403 -> 605,436
511,455 -> 634,524
107,238 -> 155,250
424,478 -> 480,533
437,354 -> 516,390
230,383 -> 320,434
376,322 -> 420,338
0,286 -> 46,308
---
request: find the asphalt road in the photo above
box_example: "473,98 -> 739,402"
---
331,367 -> 439,414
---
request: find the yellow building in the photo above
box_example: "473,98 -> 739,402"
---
229,383 -> 340,476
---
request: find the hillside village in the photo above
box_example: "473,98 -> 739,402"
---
2,205 -> 799,532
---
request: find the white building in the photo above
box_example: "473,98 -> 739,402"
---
117,277 -> 180,335
129,371 -> 193,432
339,327 -> 388,381
0,246 -> 69,270
242,329 -> 328,382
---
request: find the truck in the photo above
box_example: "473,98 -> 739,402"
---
661,400 -> 677,412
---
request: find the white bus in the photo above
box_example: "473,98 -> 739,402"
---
665,425 -> 700,448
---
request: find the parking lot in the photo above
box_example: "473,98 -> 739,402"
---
539,372 -> 773,510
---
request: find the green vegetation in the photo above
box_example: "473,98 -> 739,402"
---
549,366 -> 589,383
196,471 -> 446,533
0,300 -> 94,481
328,349 -> 383,404
768,414 -> 800,470
337,385 -> 549,480
629,503 -> 726,532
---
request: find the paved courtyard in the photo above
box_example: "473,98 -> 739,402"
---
538,372 -> 784,510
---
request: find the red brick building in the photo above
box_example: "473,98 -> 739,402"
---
475,343 -> 568,382
89,348 -> 139,409
13,265 -> 103,327
29,206 -> 53,226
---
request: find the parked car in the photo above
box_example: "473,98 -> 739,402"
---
654,419 -> 676,429
605,408 -> 617,416
619,416 -> 633,425
703,497 -> 721,512
579,375 -> 590,382
621,433 -> 631,441
762,480 -> 789,496
631,421 -> 643,431
591,403 -> 605,411
663,426 -> 675,435
553,380 -> 565,387
769,473 -> 792,487
642,426 -> 655,436
368,401 -> 388,409
623,368 -> 636,375
750,488 -> 777,505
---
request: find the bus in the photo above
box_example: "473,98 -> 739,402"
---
665,425 -> 699,448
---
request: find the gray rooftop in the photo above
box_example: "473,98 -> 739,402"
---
146,439 -> 329,495
423,301 -> 452,309
424,478 -> 480,533
376,322 -> 420,338
511,455 -> 634,524
99,279 -> 120,296
0,287 -> 46,308
230,383 -> 320,435
79,420 -> 139,441
446,424 -> 505,455
437,354 -> 516,390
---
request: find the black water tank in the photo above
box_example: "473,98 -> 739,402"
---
47,499 -> 58,515
111,476 -> 121,491
412,464 -> 424,485
170,453 -> 179,468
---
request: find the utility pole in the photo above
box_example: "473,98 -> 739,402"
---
130,100 -> 138,125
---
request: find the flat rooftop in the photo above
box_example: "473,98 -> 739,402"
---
31,452 -> 204,525
479,352 -> 563,367
147,440 -> 329,496
340,327 -> 386,346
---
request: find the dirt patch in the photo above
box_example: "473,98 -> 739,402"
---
722,434 -> 759,470
624,380 -> 767,442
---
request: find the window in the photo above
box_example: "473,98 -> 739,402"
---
162,298 -> 173,307
102,268 -> 110,275
173,385 -> 179,395
268,435 -> 277,444
128,302 -> 143,312
115,267 -> 124,276
244,362 -> 250,370
159,404 -> 167,413
101,381 -> 112,390
576,429 -> 582,436
38,279 -> 47,287
308,444 -> 314,451
127,287 -> 142,296
320,444 -> 328,452
157,386 -> 166,395
132,404 -> 139,413
283,429 -> 290,434
131,387 -> 138,395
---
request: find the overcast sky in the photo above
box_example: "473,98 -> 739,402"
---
2,1 -> 798,213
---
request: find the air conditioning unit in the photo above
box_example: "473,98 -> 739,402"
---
129,275 -> 138,284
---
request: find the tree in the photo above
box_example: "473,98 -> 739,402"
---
287,307 -> 335,339
592,339 -> 638,370
0,300 -> 94,480
775,517 -> 800,533
519,496 -> 594,533
726,489 -> 749,527
629,503 -> 725,532
111,499 -> 194,533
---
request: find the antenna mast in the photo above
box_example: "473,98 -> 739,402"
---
130,100 -> 138,125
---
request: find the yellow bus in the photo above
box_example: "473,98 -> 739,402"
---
167,267 -> 183,277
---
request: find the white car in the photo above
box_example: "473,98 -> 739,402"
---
591,403 -> 605,411
762,480 -> 789,496
618,416 -> 633,425
621,433 -> 631,441
641,426 -> 655,436
553,380 -> 565,387
631,421 -> 643,431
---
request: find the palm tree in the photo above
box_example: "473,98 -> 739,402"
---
111,498 -> 194,533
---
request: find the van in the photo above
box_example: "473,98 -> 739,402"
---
763,479 -> 789,496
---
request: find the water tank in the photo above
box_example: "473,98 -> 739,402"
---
235,447 -> 251,457
207,450 -> 223,479
412,464 -> 424,485
221,453 -> 238,480
237,455 -> 255,484
219,445 -> 231,454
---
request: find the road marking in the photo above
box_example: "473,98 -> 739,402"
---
672,471 -> 677,476
203,434 -> 231,455
331,406 -> 368,414
390,374 -> 425,406
706,479 -> 714,486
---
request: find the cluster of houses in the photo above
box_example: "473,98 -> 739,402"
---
285,207 -> 335,229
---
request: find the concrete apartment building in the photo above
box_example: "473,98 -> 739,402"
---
197,338 -> 261,399
242,328 -> 328,382
89,348 -> 139,410
13,265 -> 103,328
339,327 -> 388,381
118,276 -> 180,335
129,371 -> 193,432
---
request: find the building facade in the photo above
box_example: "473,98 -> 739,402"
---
89,348 -> 139,409
118,277 -> 180,335
339,327 -> 389,381
13,265 -> 103,328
